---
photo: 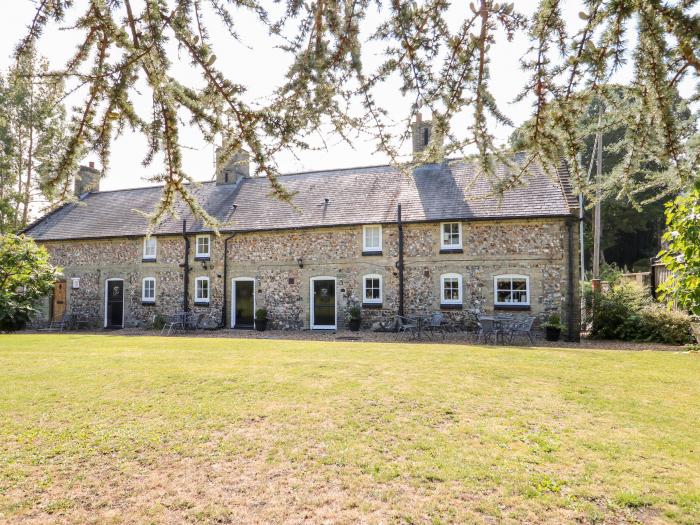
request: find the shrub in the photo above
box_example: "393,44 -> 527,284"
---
150,314 -> 166,330
543,314 -> 562,329
637,306 -> 692,345
0,234 -> 60,331
255,307 -> 267,320
591,282 -> 692,344
348,305 -> 361,320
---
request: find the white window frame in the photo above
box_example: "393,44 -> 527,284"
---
195,234 -> 211,258
494,274 -> 530,306
142,277 -> 156,303
143,236 -> 157,260
195,276 -> 210,304
362,274 -> 383,304
440,222 -> 462,250
440,273 -> 463,305
362,225 -> 383,253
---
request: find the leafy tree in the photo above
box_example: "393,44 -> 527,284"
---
512,86 -> 694,272
658,186 -> 700,315
0,46 -> 69,233
0,234 -> 60,330
18,1 -> 700,228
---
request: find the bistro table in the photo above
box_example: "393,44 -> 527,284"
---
477,315 -> 511,344
407,313 -> 434,340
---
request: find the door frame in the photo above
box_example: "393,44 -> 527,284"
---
310,276 -> 337,330
231,277 -> 256,328
51,279 -> 67,321
104,278 -> 125,328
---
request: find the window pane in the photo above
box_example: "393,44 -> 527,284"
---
365,226 -> 380,249
364,277 -> 380,301
143,280 -> 155,300
512,279 -> 527,290
196,279 -> 209,300
442,223 -> 460,246
197,236 -> 209,254
443,277 -> 460,301
497,290 -> 511,303
144,238 -> 156,257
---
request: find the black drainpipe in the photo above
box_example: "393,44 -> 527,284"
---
182,220 -> 190,313
397,204 -> 405,318
220,232 -> 237,328
566,218 -> 578,342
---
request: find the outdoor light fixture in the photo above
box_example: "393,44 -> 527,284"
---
296,257 -> 304,268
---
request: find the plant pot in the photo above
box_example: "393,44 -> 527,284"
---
255,319 -> 268,332
348,318 -> 361,331
545,326 -> 561,341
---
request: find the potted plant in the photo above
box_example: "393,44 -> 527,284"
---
348,305 -> 362,331
255,308 -> 268,332
543,314 -> 563,341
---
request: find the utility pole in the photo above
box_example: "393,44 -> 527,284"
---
592,111 -> 603,279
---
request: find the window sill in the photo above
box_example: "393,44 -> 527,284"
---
440,303 -> 463,310
194,256 -> 211,261
142,258 -> 157,263
362,250 -> 382,256
494,304 -> 531,311
439,248 -> 463,254
194,301 -> 210,306
141,301 -> 156,306
362,302 -> 383,309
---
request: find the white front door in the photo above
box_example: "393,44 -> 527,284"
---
310,277 -> 337,330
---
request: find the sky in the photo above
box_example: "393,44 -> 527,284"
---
0,1 -> 695,192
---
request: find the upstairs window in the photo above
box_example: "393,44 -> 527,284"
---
195,235 -> 211,259
363,274 -> 382,304
195,277 -> 210,304
363,225 -> 382,254
143,237 -> 157,260
440,273 -> 462,305
494,275 -> 530,306
142,277 -> 156,303
440,222 -> 462,251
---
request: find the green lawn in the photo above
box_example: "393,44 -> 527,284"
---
1,335 -> 699,524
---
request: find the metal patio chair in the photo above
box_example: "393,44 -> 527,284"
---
161,312 -> 186,336
476,316 -> 502,344
506,316 -> 536,344
395,315 -> 419,340
425,312 -> 448,340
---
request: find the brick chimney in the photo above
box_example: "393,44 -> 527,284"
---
74,162 -> 101,196
216,148 -> 250,185
411,112 -> 432,157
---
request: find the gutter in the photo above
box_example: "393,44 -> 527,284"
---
220,232 -> 237,328
181,220 -> 190,313
566,218 -> 579,342
397,204 -> 405,318
27,214 -> 577,243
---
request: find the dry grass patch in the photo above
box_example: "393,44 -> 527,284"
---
1,334 -> 699,524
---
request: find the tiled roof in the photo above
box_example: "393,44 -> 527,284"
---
25,157 -> 577,241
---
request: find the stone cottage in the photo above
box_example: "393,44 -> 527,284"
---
24,119 -> 581,339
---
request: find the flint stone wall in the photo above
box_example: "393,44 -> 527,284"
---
37,217 -> 578,332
